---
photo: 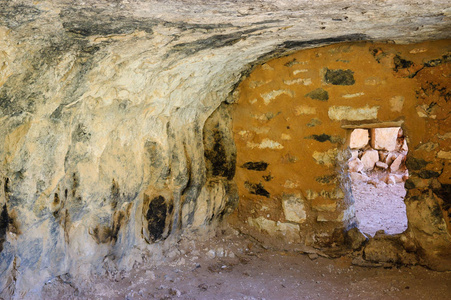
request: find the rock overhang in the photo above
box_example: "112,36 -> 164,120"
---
0,0 -> 451,297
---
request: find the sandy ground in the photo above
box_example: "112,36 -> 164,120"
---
42,232 -> 451,300
352,178 -> 408,237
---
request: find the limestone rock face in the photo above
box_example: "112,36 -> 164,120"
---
0,0 -> 450,297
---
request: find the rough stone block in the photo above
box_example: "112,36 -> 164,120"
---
317,211 -> 344,222
328,105 -> 379,121
345,227 -> 368,250
390,154 -> 404,172
247,217 -> 301,243
350,129 -> 369,149
361,149 -> 379,170
350,172 -> 369,182
351,150 -> 359,159
282,194 -> 306,223
312,198 -> 336,212
363,238 -> 416,265
348,158 -> 364,173
375,161 -> 388,169
324,68 -> 355,85
370,127 -> 400,151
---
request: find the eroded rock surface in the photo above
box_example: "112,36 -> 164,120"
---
0,0 -> 450,297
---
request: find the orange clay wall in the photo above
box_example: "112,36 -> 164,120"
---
229,40 -> 451,263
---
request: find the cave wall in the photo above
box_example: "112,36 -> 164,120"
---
230,40 -> 451,268
0,0 -> 451,297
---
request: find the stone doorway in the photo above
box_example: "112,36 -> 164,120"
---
348,127 -> 409,236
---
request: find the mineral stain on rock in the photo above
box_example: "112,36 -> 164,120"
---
324,68 -> 355,85
434,184 -> 451,218
393,55 -> 414,71
0,204 -> 9,252
205,130 -> 235,179
146,195 -> 169,242
244,181 -> 270,198
406,157 -> 429,170
305,134 -> 343,143
240,161 -> 268,171
417,170 -> 441,179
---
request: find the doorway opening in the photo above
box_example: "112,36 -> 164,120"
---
348,127 -> 409,236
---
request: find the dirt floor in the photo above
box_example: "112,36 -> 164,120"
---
352,176 -> 408,237
42,231 -> 451,300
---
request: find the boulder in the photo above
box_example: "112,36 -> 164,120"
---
363,238 -> 417,265
350,129 -> 369,149
370,127 -> 400,151
360,149 -> 379,170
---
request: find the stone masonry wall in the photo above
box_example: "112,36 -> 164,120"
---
230,40 -> 451,269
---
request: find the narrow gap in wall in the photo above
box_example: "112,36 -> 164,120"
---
348,127 -> 409,237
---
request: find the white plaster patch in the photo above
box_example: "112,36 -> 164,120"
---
328,105 -> 379,121
283,78 -> 312,86
295,105 -> 316,115
342,92 -> 364,98
247,138 -> 283,150
389,95 -> 405,112
364,77 -> 386,86
260,89 -> 294,105
262,64 -> 274,70
249,80 -> 271,89
409,48 -> 428,54
247,217 -> 300,242
252,126 -> 270,134
283,180 -> 299,189
281,133 -> 291,140
437,151 -> 451,160
293,69 -> 308,75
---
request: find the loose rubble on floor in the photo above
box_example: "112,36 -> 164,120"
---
41,229 -> 451,300
349,127 -> 409,185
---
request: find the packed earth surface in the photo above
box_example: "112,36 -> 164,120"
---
352,177 -> 408,237
41,230 -> 451,300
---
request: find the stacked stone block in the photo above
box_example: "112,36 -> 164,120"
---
348,127 -> 408,184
